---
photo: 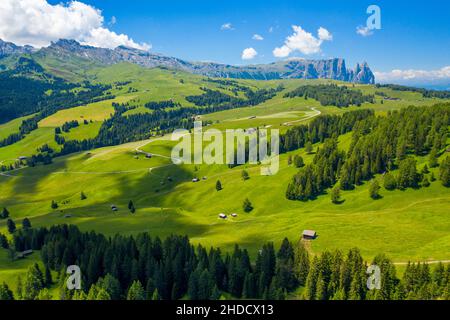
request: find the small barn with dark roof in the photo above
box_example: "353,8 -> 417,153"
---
302,230 -> 317,240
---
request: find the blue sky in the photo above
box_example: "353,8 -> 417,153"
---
45,0 -> 448,71
2,0 -> 450,85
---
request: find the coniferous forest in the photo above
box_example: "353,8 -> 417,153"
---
0,225 -> 448,300
285,104 -> 450,201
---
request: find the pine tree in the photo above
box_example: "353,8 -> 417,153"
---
96,288 -> 111,300
439,156 -> 450,187
348,273 -> 363,300
6,219 -> 16,234
22,217 -> 32,230
127,280 -> 145,300
0,282 -> 14,300
23,264 -> 45,300
369,180 -> 381,199
242,198 -> 253,213
100,274 -> 121,300
428,147 -> 439,168
51,200 -> 58,210
44,264 -> 53,286
216,180 -> 222,191
151,288 -> 161,300
0,233 -> 8,249
198,269 -> 214,299
0,207 -> 9,219
331,185 -> 341,204
315,274 -> 327,300
294,242 -> 310,286
128,200 -> 136,213
422,175 -> 430,187
188,268 -> 200,299
305,257 -> 319,300
305,142 -> 313,154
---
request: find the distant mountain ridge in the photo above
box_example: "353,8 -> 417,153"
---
0,39 -> 375,84
0,39 -> 35,58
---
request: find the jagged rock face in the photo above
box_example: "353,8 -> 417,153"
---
0,39 -> 35,58
352,62 -> 375,84
0,39 -> 376,84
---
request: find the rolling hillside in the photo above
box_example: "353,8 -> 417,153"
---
0,56 -> 449,297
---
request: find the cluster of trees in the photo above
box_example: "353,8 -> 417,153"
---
286,139 -> 345,201
339,104 -> 449,190
186,88 -> 246,107
2,225 -> 448,300
144,100 -> 181,110
280,109 -> 374,152
284,84 -> 375,107
285,104 -> 450,201
186,86 -> 281,109
27,144 -> 55,166
375,84 -> 450,99
61,120 -> 79,133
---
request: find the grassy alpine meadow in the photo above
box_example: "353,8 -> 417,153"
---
1,124 -> 449,264
1,54 -> 450,302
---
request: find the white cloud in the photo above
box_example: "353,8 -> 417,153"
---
221,23 -> 234,31
273,25 -> 332,58
318,27 -> 332,41
252,34 -> 264,41
374,66 -> 450,82
241,47 -> 257,60
356,25 -> 373,37
0,0 -> 150,50
268,27 -> 274,33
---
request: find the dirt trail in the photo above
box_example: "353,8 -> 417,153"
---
282,107 -> 321,126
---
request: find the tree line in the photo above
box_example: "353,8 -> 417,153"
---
186,86 -> 282,108
376,84 -> 450,99
0,225 -> 448,300
284,84 -> 375,107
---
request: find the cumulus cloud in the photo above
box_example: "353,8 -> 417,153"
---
374,66 -> 450,82
0,0 -> 150,50
221,23 -> 234,31
356,25 -> 373,37
252,34 -> 264,41
241,47 -> 258,60
318,27 -> 332,41
273,25 -> 332,58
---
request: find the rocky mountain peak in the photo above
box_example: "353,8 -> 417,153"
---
0,39 -> 35,58
1,38 -> 376,84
